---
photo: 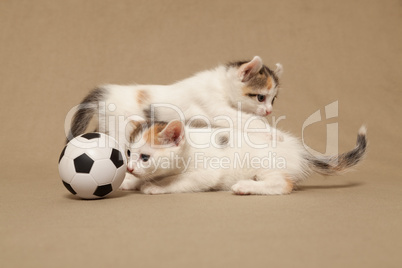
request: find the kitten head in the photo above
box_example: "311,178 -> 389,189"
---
227,56 -> 283,116
125,120 -> 187,180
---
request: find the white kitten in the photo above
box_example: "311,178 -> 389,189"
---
122,120 -> 367,195
66,56 -> 283,147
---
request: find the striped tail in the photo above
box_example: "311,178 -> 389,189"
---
66,87 -> 106,143
307,126 -> 367,176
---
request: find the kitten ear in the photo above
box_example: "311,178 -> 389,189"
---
238,56 -> 263,83
126,120 -> 146,143
274,63 -> 283,77
158,120 -> 184,146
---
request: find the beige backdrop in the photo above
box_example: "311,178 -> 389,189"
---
1,0 -> 401,267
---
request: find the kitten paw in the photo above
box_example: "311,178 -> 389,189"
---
266,132 -> 284,142
231,181 -> 255,195
119,174 -> 143,191
141,182 -> 166,195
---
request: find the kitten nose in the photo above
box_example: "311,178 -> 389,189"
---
265,110 -> 272,115
127,167 -> 134,173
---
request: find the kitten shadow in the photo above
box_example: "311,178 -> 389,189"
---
296,181 -> 364,191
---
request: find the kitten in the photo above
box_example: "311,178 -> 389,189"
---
66,56 -> 283,146
122,120 -> 367,195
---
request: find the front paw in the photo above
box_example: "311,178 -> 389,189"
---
266,132 -> 284,142
141,182 -> 166,195
119,174 -> 143,191
231,181 -> 255,195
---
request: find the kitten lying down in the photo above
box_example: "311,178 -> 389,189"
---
121,120 -> 367,195
66,56 -> 282,143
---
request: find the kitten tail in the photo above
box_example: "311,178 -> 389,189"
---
66,87 -> 106,143
306,126 -> 368,176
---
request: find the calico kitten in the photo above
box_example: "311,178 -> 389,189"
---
121,120 -> 367,195
66,56 -> 283,145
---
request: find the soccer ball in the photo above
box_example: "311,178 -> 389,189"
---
58,133 -> 127,199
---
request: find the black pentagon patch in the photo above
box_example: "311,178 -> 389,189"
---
62,181 -> 77,195
74,153 -> 94,173
110,148 -> 124,168
93,184 -> 113,197
59,146 -> 67,163
81,132 -> 101,140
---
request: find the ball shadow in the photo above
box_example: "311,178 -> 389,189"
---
63,189 -> 139,201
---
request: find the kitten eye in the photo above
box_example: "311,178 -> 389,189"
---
272,96 -> 277,105
140,154 -> 150,162
127,150 -> 131,157
257,94 -> 266,102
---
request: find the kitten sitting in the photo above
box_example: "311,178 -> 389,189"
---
66,56 -> 283,145
121,120 -> 367,195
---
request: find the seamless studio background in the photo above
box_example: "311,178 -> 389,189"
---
1,1 -> 401,268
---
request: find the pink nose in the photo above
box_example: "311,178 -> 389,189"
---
265,111 -> 272,115
127,167 -> 134,173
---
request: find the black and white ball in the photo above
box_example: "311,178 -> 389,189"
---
58,133 -> 127,199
